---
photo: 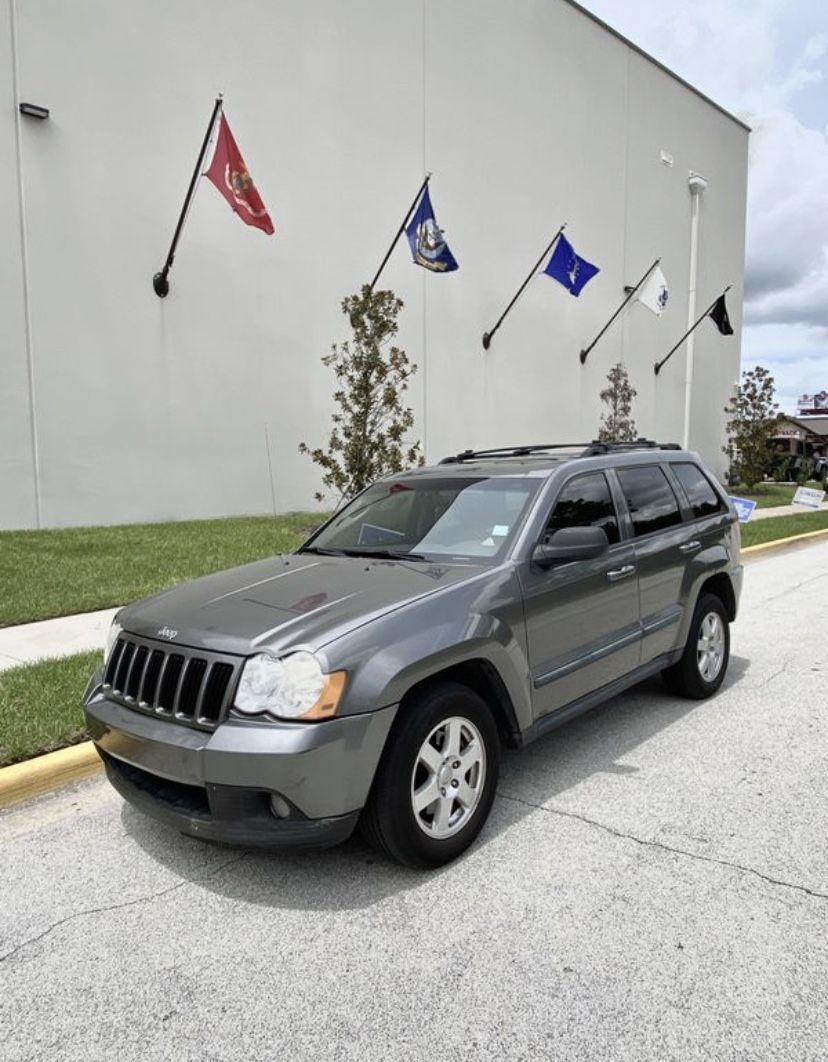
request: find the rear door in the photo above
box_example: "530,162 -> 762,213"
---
519,470 -> 640,718
611,464 -> 691,664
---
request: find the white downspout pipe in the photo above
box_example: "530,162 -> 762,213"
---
683,171 -> 708,449
10,0 -> 42,527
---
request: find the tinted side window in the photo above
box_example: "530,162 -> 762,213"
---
673,463 -> 724,519
617,466 -> 682,537
544,472 -> 620,545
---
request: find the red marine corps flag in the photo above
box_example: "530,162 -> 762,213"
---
152,96 -> 274,297
205,114 -> 274,235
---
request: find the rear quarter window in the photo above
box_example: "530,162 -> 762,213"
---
673,463 -> 725,519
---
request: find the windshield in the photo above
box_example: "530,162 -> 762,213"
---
303,476 -> 540,564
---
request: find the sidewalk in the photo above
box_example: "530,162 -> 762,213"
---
750,501 -> 828,521
0,607 -> 119,673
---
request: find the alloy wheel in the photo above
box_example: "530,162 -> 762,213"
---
697,611 -> 725,682
410,716 -> 486,839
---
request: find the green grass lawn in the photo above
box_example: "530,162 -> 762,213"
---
730,481 -> 826,508
0,651 -> 101,766
0,513 -> 323,628
741,509 -> 828,548
729,482 -> 799,508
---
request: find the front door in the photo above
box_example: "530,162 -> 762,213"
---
518,470 -> 641,719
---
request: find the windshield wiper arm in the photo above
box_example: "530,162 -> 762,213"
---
339,548 -> 427,562
297,546 -> 347,556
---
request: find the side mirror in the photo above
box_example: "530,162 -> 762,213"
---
532,526 -> 609,568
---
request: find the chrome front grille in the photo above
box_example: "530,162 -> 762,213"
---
103,634 -> 239,731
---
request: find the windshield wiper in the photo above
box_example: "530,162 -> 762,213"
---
297,546 -> 348,556
338,548 -> 427,562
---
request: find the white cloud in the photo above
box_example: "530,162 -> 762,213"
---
741,322 -> 827,410
743,110 -> 828,323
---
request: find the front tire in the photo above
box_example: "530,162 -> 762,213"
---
360,682 -> 500,869
662,592 -> 730,699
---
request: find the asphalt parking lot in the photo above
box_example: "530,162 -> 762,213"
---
2,539 -> 827,1061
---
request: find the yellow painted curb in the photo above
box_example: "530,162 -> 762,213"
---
742,526 -> 828,557
0,741 -> 102,809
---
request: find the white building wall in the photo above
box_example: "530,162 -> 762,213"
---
1,0 -> 748,530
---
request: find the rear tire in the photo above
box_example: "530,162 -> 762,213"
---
360,682 -> 500,869
662,592 -> 730,699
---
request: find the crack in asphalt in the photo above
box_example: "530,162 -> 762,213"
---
758,569 -> 828,606
739,662 -> 790,690
499,791 -> 828,903
0,851 -> 249,964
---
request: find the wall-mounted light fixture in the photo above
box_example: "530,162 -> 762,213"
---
688,170 -> 708,195
19,102 -> 49,120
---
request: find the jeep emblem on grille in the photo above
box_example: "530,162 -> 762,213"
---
157,626 -> 179,640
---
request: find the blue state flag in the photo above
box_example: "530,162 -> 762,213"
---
405,186 -> 458,273
543,233 -> 599,296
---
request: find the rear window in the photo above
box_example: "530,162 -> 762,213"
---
616,466 -> 682,537
673,463 -> 724,519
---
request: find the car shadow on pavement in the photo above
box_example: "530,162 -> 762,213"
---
121,654 -> 751,911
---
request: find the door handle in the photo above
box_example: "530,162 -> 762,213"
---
607,564 -> 636,582
679,540 -> 702,554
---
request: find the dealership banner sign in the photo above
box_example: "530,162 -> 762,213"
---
792,486 -> 826,510
729,496 -> 757,523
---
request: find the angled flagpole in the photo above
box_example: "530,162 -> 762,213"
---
153,95 -> 223,298
368,173 -> 431,292
482,223 -> 566,350
579,257 -> 660,365
654,285 -> 731,375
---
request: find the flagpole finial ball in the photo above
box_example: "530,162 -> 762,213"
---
654,362 -> 661,375
152,272 -> 170,298
482,332 -> 492,351
579,349 -> 588,365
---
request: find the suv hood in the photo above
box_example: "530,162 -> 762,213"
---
118,553 -> 488,657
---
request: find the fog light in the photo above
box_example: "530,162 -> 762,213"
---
270,795 -> 291,819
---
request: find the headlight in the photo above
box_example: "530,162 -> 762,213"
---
103,618 -> 122,666
234,651 -> 347,721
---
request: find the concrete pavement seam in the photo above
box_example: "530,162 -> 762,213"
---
499,791 -> 828,903
0,850 -> 249,964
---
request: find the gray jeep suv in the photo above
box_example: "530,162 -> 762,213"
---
84,440 -> 743,868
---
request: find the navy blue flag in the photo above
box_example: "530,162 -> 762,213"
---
405,186 -> 458,273
543,234 -> 599,296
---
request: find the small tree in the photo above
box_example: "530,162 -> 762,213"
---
598,362 -> 638,442
723,365 -> 780,489
299,284 -> 422,503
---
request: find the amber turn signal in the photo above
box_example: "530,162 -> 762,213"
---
301,671 -> 348,721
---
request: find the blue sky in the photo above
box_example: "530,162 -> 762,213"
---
580,0 -> 828,413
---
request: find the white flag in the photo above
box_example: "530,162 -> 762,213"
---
637,266 -> 669,316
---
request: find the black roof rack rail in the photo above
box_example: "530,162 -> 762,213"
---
438,443 -> 589,464
439,439 -> 684,463
579,438 -> 683,456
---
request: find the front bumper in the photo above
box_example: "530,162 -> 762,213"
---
84,678 -> 397,849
